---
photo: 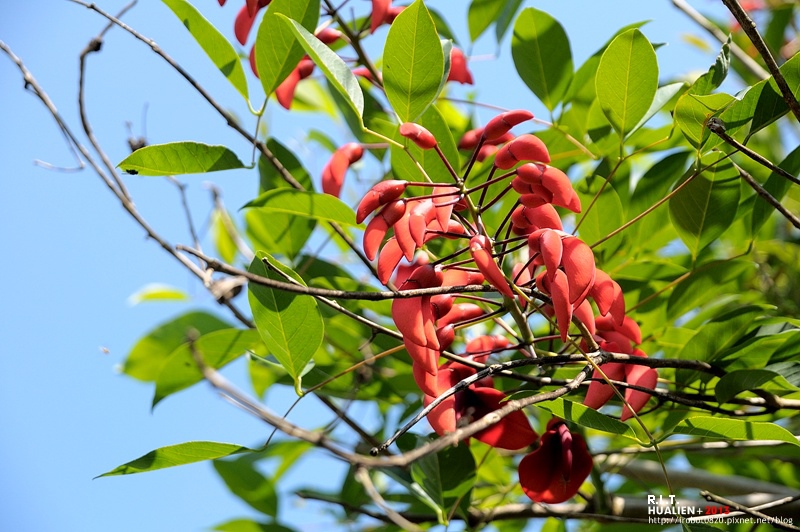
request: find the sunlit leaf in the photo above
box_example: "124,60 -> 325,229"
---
127,283 -> 190,305
97,441 -> 257,477
278,15 -> 363,120
538,398 -> 643,442
384,0 -> 444,122
117,142 -> 245,176
674,92 -> 734,148
596,29 -> 658,138
511,7 -> 573,111
153,328 -> 263,406
243,189 -> 358,226
124,311 -> 232,381
247,253 -> 324,390
715,369 -> 797,403
214,456 -> 278,516
161,0 -> 248,101
255,0 -> 319,97
672,417 -> 800,447
669,154 -> 740,258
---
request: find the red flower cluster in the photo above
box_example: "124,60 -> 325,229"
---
347,110 -> 656,504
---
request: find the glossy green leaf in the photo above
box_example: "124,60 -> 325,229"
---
247,253 -> 324,390
117,142 -> 245,176
127,283 -> 190,305
124,311 -> 231,381
278,15 -> 363,120
672,417 -> 800,447
161,0 -> 248,100
244,189 -> 357,226
674,92 -> 734,148
689,38 -> 730,96
668,154 -> 740,258
212,209 -> 239,264
467,0 -> 506,42
494,0 -> 524,43
575,179 -> 624,253
214,456 -> 278,516
538,398 -> 642,442
255,0 -> 319,97
213,519 -> 295,532
595,29 -> 658,138
97,441 -> 257,477
153,328 -> 263,406
511,7 -> 573,111
667,260 -> 753,320
248,142 -> 315,259
383,0 -> 444,122
715,369 -> 796,403
627,82 -> 684,138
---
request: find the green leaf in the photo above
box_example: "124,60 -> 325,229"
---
667,260 -> 753,320
127,283 -> 190,305
124,311 -> 231,381
97,441 -> 257,477
575,179 -> 624,253
247,253 -> 324,390
161,0 -> 248,101
212,209 -> 239,264
214,456 -> 278,516
383,0 -> 444,122
117,142 -> 245,176
627,82 -> 684,138
153,328 -> 263,406
494,0 -> 524,43
668,154 -> 740,258
511,7 -> 573,111
674,92 -> 734,148
278,15 -> 363,121
248,142 -> 316,259
715,369 -> 796,403
213,519 -> 295,532
672,417 -> 800,447
595,29 -> 658,138
243,189 -> 358,226
689,38 -> 730,96
467,0 -> 506,42
538,398 -> 642,442
255,0 -> 319,97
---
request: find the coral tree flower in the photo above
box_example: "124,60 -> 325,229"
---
321,143 -> 363,198
424,360 -> 537,450
518,419 -> 593,504
447,47 -> 474,85
583,317 -> 658,421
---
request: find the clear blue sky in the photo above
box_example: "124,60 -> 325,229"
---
0,1 -> 731,531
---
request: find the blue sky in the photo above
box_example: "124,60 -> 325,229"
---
0,1 -> 731,531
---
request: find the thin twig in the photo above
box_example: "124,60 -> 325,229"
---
734,164 -> 800,230
671,0 -> 769,79
700,490 -> 800,531
721,0 -> 800,122
355,467 -> 426,532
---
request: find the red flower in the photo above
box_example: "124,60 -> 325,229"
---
483,110 -> 533,141
424,360 -> 537,450
321,142 -> 363,198
399,122 -> 438,149
518,419 -> 593,504
494,134 -> 550,169
275,58 -> 315,110
447,47 -> 474,85
470,235 -> 515,298
370,0 -> 392,33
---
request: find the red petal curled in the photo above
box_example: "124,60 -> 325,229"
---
399,122 -> 438,149
321,151 -> 349,198
467,387 -> 538,450
465,335 -> 510,362
621,364 -> 658,421
431,186 -> 460,229
597,315 -> 642,345
356,180 -> 408,224
548,269 -> 573,341
437,303 -> 484,328
408,199 -> 437,247
590,269 -> 625,325
370,0 -> 391,33
377,237 -> 404,285
494,134 -> 551,170
484,110 -> 534,142
363,200 -> 406,261
314,27 -> 342,45
512,204 -> 563,232
560,236 -> 596,305
583,362 -> 626,410
430,295 -> 454,320
519,422 -> 593,504
447,47 -> 473,85
405,340 -> 439,376
458,128 -> 483,150
540,165 -> 581,212
470,235 -> 514,298
235,5 -> 257,46
442,268 -> 484,287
